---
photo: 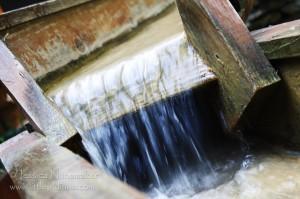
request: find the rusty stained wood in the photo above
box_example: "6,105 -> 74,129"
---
0,132 -> 145,198
2,0 -> 173,79
176,0 -> 280,131
0,0 -> 95,31
252,19 -> 300,60
2,0 -> 300,81
0,41 -> 77,145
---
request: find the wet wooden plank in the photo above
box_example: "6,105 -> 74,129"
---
2,0 -> 173,79
0,132 -> 145,198
252,19 -> 300,60
0,41 -> 77,144
0,0 -> 94,30
176,0 -> 280,131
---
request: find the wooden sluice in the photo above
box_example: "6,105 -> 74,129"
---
0,0 -> 300,198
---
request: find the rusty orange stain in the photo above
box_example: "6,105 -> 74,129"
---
3,0 -> 172,78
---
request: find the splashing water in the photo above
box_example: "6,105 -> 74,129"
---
80,90 -> 245,197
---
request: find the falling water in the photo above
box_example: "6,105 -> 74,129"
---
49,34 -> 245,197
47,10 -> 300,198
80,90 -> 245,197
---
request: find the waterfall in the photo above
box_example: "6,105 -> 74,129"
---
50,35 -> 245,197
80,90 -> 244,197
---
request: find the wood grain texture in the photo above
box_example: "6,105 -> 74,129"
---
0,41 -> 77,144
0,0 -> 94,31
176,0 -> 280,130
0,132 -> 145,198
2,0 -> 173,79
252,19 -> 300,60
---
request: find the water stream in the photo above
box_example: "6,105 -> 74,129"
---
79,89 -> 245,197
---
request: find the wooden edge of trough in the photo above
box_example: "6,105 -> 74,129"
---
0,131 -> 145,198
0,41 -> 77,145
1,0 -> 299,82
1,0 -> 174,79
0,0 -> 95,31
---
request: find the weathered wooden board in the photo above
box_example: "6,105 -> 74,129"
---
0,41 -> 77,144
0,0 -> 94,30
2,0 -> 299,82
0,132 -> 145,198
252,19 -> 300,60
176,0 -> 280,131
2,0 -> 173,79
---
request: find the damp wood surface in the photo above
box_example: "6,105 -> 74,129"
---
0,41 -> 77,145
0,132 -> 145,199
252,19 -> 300,60
43,6 -> 300,94
45,6 -> 184,95
176,0 -> 280,130
1,0 -> 173,79
0,0 -> 95,30
2,1 -> 300,83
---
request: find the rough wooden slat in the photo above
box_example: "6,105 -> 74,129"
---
0,132 -> 145,198
3,1 -> 299,82
252,19 -> 300,60
0,41 -> 77,144
0,0 -> 94,31
176,0 -> 280,131
2,0 -> 173,79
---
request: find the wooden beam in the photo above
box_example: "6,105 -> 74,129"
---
0,41 -> 77,144
252,19 -> 300,60
0,132 -> 145,198
2,0 -> 173,79
176,0 -> 280,131
0,0 -> 94,30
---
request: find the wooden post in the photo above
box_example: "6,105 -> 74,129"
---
0,41 -> 77,144
0,132 -> 145,198
176,0 -> 280,131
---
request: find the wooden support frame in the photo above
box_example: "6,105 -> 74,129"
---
0,41 -> 77,145
176,0 -> 280,131
0,0 -> 94,30
0,132 -> 145,198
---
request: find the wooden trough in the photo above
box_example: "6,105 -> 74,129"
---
0,0 -> 300,198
